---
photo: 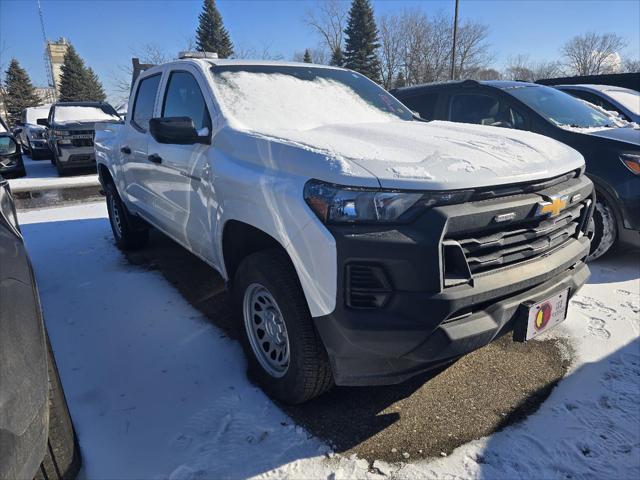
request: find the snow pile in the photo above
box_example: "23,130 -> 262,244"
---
54,106 -> 119,123
213,71 -> 397,132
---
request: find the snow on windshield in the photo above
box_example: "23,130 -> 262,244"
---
213,71 -> 399,133
54,106 -> 119,123
606,89 -> 640,115
26,106 -> 51,124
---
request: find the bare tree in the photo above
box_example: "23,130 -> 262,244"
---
110,43 -> 171,104
233,42 -> 284,61
622,58 -> 640,73
304,0 -> 348,54
453,21 -> 492,79
378,12 -> 404,89
377,9 -> 492,87
561,32 -> 627,75
292,47 -> 329,64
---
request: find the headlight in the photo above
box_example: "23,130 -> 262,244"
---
31,130 -> 46,139
620,153 -> 640,175
304,179 -> 472,224
53,129 -> 69,136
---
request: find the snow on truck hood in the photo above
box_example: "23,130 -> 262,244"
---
212,69 -> 583,190
232,120 -> 584,190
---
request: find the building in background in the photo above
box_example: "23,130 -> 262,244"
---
47,37 -> 69,94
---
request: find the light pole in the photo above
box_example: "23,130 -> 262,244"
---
450,0 -> 460,80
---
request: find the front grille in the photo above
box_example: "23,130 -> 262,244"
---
345,264 -> 392,309
69,130 -> 94,147
71,138 -> 94,147
448,201 -> 587,275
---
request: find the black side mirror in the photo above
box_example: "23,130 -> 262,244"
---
149,117 -> 209,145
37,118 -> 49,127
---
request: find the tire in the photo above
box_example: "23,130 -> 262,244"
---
35,336 -> 81,480
105,182 -> 149,250
54,153 -> 67,177
233,249 -> 333,404
587,198 -> 617,261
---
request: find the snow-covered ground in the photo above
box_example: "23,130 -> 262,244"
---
19,202 -> 640,480
9,155 -> 99,193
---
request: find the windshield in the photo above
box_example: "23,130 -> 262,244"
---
53,105 -> 120,123
211,65 -> 413,133
605,89 -> 640,115
26,106 -> 51,124
509,85 -> 613,129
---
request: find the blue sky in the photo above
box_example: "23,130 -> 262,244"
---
1,0 -> 639,102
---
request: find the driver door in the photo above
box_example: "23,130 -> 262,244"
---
146,68 -> 214,261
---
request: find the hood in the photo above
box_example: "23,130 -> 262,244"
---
252,120 -> 584,190
588,127 -> 640,147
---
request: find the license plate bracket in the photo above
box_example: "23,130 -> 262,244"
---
514,288 -> 570,342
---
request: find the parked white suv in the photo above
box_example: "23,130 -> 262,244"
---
15,105 -> 52,159
95,53 -> 594,404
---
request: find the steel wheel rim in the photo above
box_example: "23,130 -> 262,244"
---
108,194 -> 123,238
243,283 -> 290,378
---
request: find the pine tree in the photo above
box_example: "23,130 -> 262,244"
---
3,59 -> 41,126
59,44 -> 106,102
84,67 -> 106,102
393,71 -> 406,89
303,49 -> 313,63
330,47 -> 344,67
196,0 -> 234,58
343,0 -> 381,83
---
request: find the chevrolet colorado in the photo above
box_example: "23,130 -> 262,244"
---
95,53 -> 594,404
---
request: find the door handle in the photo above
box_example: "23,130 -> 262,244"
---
148,153 -> 162,164
120,146 -> 131,155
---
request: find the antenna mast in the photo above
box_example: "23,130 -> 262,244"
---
37,0 -> 57,100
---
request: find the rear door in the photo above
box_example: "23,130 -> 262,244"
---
147,67 -> 214,260
121,73 -> 162,218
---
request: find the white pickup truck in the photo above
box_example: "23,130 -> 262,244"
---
95,53 -> 594,404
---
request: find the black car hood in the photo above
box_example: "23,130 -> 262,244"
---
589,127 -> 640,147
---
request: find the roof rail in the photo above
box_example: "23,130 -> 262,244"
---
131,58 -> 156,93
178,51 -> 218,60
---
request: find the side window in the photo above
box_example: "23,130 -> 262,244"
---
131,74 -> 161,132
505,105 -> 526,130
449,93 -> 500,126
402,93 -> 438,120
162,71 -> 211,131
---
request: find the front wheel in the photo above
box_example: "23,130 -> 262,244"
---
105,183 -> 149,250
234,249 -> 333,404
586,198 -> 617,261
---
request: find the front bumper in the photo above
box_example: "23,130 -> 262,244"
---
57,145 -> 95,167
314,174 -> 594,386
315,238 -> 590,385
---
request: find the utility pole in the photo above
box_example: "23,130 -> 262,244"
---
450,0 -> 459,80
37,0 -> 57,100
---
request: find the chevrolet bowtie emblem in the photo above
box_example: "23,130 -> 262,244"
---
537,195 -> 569,217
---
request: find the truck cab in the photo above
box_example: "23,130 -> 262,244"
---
96,54 -> 593,404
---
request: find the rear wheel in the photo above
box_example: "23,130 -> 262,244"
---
106,182 -> 149,250
233,249 -> 333,404
587,198 -> 617,261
